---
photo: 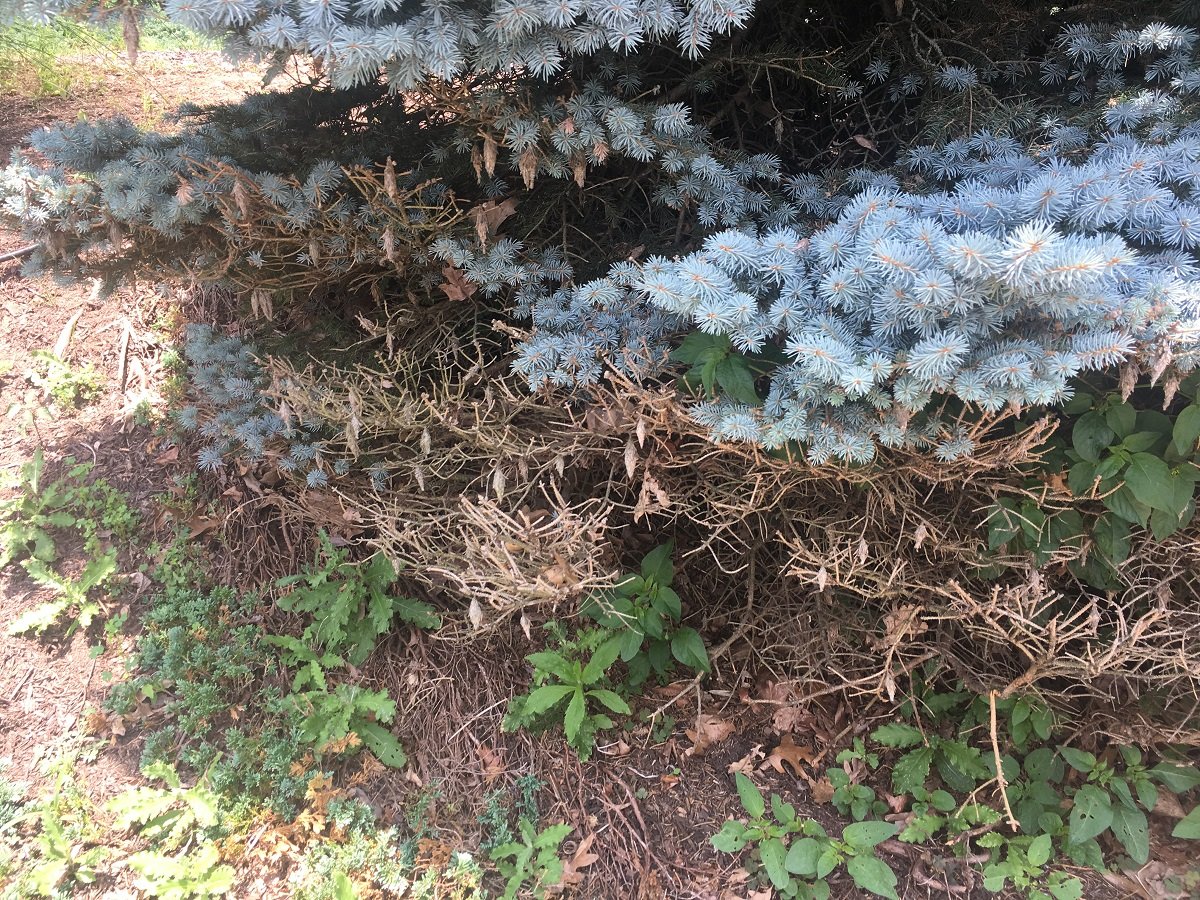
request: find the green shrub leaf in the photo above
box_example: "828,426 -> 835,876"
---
760,836 -> 790,889
846,854 -> 899,900
734,773 -> 765,819
1173,405 -> 1200,455
785,837 -> 821,876
670,627 -> 710,672
1172,805 -> 1200,840
1072,412 -> 1115,462
1068,784 -> 1113,845
1125,452 -> 1174,511
711,820 -> 748,852
1027,833 -> 1052,868
1110,803 -> 1149,864
563,689 -> 586,741
842,821 -> 898,850
520,684 -> 574,716
870,722 -> 924,748
1151,762 -> 1200,794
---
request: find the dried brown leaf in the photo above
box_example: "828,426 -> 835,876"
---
477,744 -> 506,784
686,714 -> 734,755
763,735 -> 814,777
811,776 -> 835,804
727,745 -> 764,775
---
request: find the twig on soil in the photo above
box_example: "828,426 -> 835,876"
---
6,668 -> 34,701
989,690 -> 1019,832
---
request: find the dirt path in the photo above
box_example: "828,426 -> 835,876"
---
0,48 -> 259,804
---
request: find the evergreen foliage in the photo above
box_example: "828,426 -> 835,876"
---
4,1 -> 1200,461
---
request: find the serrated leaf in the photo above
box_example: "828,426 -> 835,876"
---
356,721 -> 407,768
891,746 -> 933,794
392,595 -> 441,629
527,651 -> 574,681
870,722 -> 924,748
563,689 -> 586,742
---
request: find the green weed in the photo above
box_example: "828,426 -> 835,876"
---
580,542 -> 710,686
489,820 -> 571,900
26,350 -> 103,410
712,773 -> 900,900
503,622 -> 630,761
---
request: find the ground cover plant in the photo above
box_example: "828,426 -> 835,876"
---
4,0 -> 1200,897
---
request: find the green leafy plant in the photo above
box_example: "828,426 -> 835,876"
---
871,721 -> 991,796
711,773 -> 900,899
26,349 -> 103,409
672,333 -> 763,404
125,843 -> 234,900
110,762 -> 234,899
273,535 -> 441,668
978,834 -> 1082,900
26,805 -> 109,896
7,550 -> 117,636
266,537 -> 437,769
488,820 -> 571,900
106,557 -> 310,816
819,679 -> 1200,898
293,680 -> 408,768
0,450 -> 78,568
503,624 -> 631,760
479,775 -> 544,852
580,543 -> 710,685
1,451 -> 135,634
987,380 -> 1200,589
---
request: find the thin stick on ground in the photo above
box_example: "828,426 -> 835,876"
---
990,689 -> 1019,832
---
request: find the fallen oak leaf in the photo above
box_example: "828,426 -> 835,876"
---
439,264 -> 479,302
552,832 -> 598,892
477,744 -> 506,784
762,734 -> 814,777
685,714 -> 734,755
727,744 -> 764,776
810,775 -> 835,804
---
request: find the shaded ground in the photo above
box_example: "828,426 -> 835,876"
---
0,52 -> 1142,900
